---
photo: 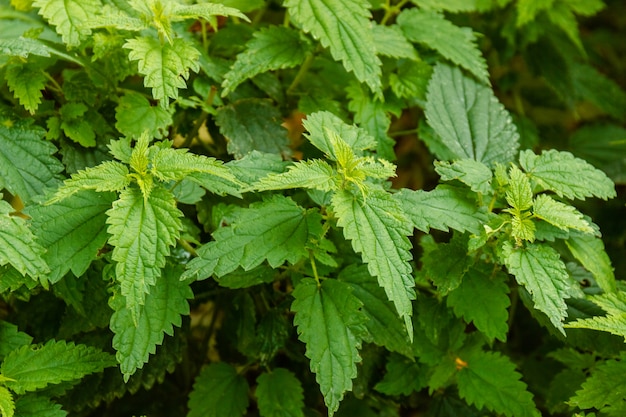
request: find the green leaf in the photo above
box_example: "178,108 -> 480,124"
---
338,264 -> 413,357
254,160 -> 337,192
110,264 -> 193,380
183,196 -> 320,280
421,234 -> 473,295
27,190 -> 116,284
124,36 -> 200,106
570,353 -> 626,412
14,394 -> 66,417
1,340 -> 115,395
412,0 -> 485,12
0,386 -> 14,417
571,62 -> 626,122
5,62 -> 47,114
434,159 -> 493,194
566,292 -> 626,340
569,124 -> 626,182
188,363 -> 249,417
215,98 -> 290,158
115,92 -> 173,139
49,161 -> 130,203
0,124 -> 63,204
397,9 -> 489,83
424,63 -> 519,166
284,0 -> 382,96
533,194 -> 593,233
519,149 -> 616,200
516,0 -> 554,26
457,350 -> 540,417
389,59 -> 433,101
256,369 -> 305,417
106,185 -> 182,323
170,2 -> 250,23
151,147 -> 240,185
222,26 -> 313,95
447,264 -> 510,342
374,353 -> 426,396
332,190 -> 415,334
0,321 -> 33,361
32,0 -> 100,47
372,24 -> 418,60
303,111 -> 377,159
502,242 -> 572,334
396,185 -> 487,234
0,37 -> 52,58
0,200 -> 49,283
565,232 -> 616,293
506,164 -> 533,212
291,278 -> 367,416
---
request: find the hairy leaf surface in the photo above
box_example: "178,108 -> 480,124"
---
33,0 -> 99,47
13,394 -> 66,417
332,190 -> 415,334
5,62 -> 47,114
434,159 -> 493,194
256,369 -> 305,417
565,232 -> 616,293
424,64 -> 519,166
115,92 -> 172,139
284,0 -> 382,95
188,363 -> 249,417
566,292 -> 626,340
0,321 -> 33,361
303,111 -> 377,158
254,160 -> 336,192
0,386 -> 14,417
532,194 -> 593,233
292,278 -> 367,416
569,353 -> 626,412
49,161 -> 130,203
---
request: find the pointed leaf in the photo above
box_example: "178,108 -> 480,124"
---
565,232 -> 616,293
110,264 -> 193,380
372,24 -> 418,60
424,64 -> 519,166
183,196 -> 321,280
519,149 -> 616,200
1,340 -> 115,394
254,160 -> 336,192
533,194 -> 593,233
222,26 -> 313,95
284,0 -> 382,95
447,264 -> 510,342
506,165 -> 533,211
28,190 -> 116,283
0,386 -> 14,417
332,190 -> 415,334
566,292 -> 626,340
395,185 -> 487,234
5,62 -> 47,114
292,278 -> 367,416
397,9 -> 488,83
502,242 -> 572,333
33,0 -> 100,47
13,394 -> 66,417
151,147 -> 240,185
256,369 -> 305,417
374,353 -> 427,396
188,363 -> 249,417
49,161 -> 130,203
115,92 -> 172,139
457,350 -> 540,417
107,185 -> 182,322
171,2 -> 249,22
0,37 -> 52,58
421,234 -> 473,295
569,352 -> 626,412
124,36 -> 199,106
0,321 -> 33,362
0,124 -> 63,204
302,111 -> 377,159
0,200 -> 49,282
434,159 -> 493,194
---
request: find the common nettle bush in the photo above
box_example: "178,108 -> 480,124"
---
1,0 -> 626,416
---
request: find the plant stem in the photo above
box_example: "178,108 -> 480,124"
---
287,53 -> 315,95
309,251 -> 321,286
380,0 -> 410,25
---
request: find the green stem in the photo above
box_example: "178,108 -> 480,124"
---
389,128 -> 419,137
309,251 -> 321,286
286,53 -> 315,95
178,238 -> 198,257
380,0 -> 410,25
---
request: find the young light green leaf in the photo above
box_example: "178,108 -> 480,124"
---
395,185 -> 487,235
151,147 -> 240,185
338,264 -> 413,357
397,9 -> 489,83
372,24 -> 418,60
254,159 -> 337,192
222,26 -> 313,95
533,194 -> 593,233
13,394 -> 66,417
516,0 -> 553,26
83,4 -> 146,31
424,63 -> 519,166
215,98 -> 290,158
0,340 -> 115,394
457,350 -> 541,417
182,196 -> 321,280
502,242 -> 572,334
569,352 -> 626,412
0,37 -> 52,58
332,190 -> 415,335
124,36 -> 200,106
447,264 -> 510,342
566,292 -> 626,340
170,2 -> 250,23
32,0 -> 99,47
303,111 -> 377,159
506,165 -> 533,212
434,159 -> 493,194
284,0 -> 382,96
0,200 -> 49,283
48,161 -> 130,203
188,362 -> 249,417
107,185 -> 182,323
256,369 -> 305,417
0,321 -> 33,362
27,190 -> 116,284
292,278 -> 367,416
519,149 -> 616,200
0,124 -> 63,204
5,62 -> 48,114
115,92 -> 172,139
0,386 -> 14,417
565,232 -> 616,293
110,264 -> 193,380
412,0 -> 484,12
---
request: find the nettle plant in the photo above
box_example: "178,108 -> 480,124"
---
1,0 -> 626,416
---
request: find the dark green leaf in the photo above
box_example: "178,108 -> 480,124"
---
188,363 -> 249,417
256,369 -> 305,417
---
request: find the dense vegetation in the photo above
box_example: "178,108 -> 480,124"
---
1,0 -> 626,416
